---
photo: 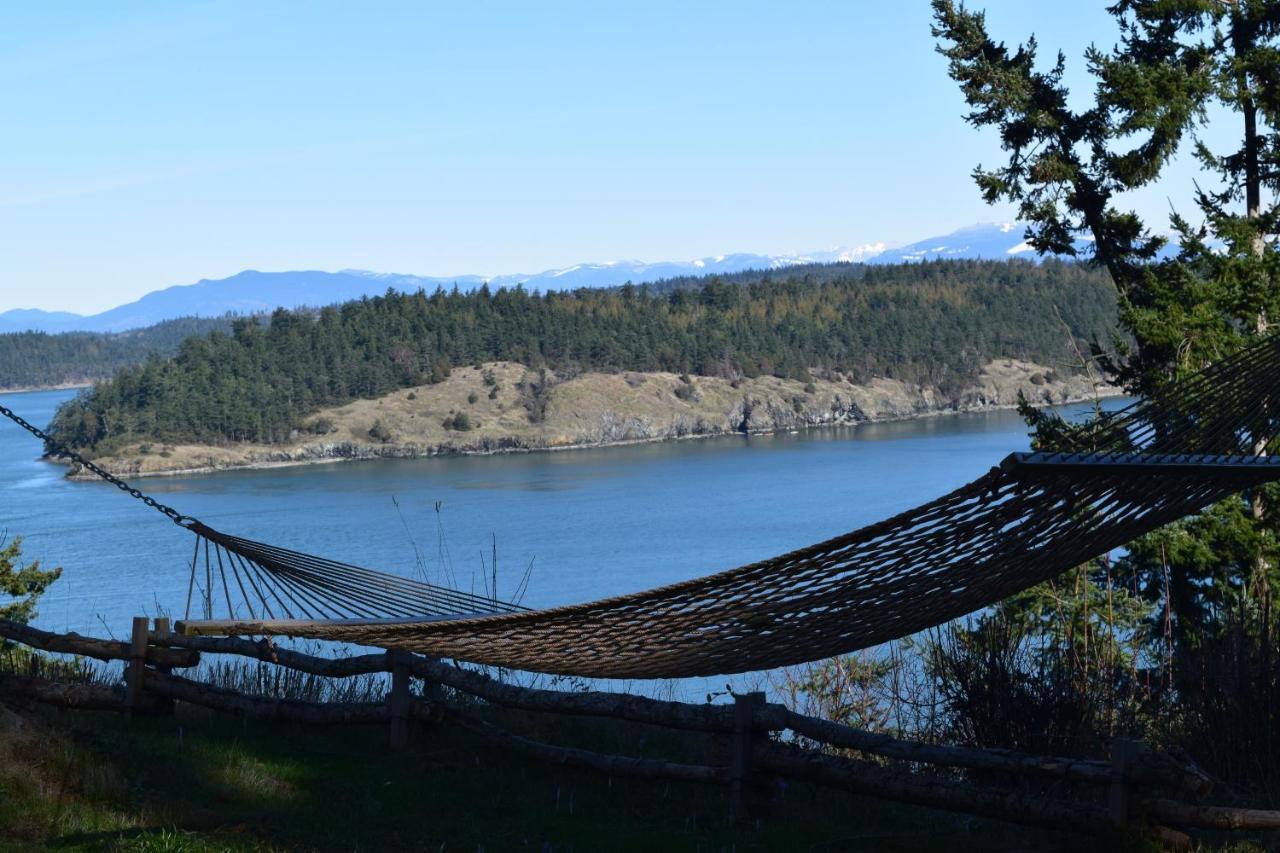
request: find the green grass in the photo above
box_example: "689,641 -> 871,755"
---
0,702 -> 1198,852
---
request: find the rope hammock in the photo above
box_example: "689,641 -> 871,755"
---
5,333 -> 1280,679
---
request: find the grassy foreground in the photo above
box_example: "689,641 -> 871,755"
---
0,701 -> 1141,853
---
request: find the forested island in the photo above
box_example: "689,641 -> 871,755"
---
35,258 -> 1119,475
0,316 -> 230,391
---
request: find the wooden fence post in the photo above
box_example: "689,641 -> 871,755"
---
387,649 -> 411,751
730,691 -> 766,823
421,655 -> 444,705
152,617 -> 175,714
126,616 -> 150,715
152,618 -> 171,670
1109,738 -> 1146,828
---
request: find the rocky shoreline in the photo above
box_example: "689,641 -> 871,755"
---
0,382 -> 91,395
75,360 -> 1120,480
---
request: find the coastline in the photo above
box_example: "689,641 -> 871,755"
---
67,375 -> 1124,481
0,382 -> 91,395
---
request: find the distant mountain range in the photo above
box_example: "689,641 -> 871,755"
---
0,223 -> 1059,334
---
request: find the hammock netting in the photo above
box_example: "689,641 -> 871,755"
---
6,333 -> 1280,679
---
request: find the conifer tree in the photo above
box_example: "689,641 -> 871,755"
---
933,0 -> 1280,738
0,536 -> 61,624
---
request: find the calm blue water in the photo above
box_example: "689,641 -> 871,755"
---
0,388 -> 1119,662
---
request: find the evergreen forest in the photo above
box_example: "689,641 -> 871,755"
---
44,258 -> 1117,452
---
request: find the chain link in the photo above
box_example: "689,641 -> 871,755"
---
0,402 -> 190,526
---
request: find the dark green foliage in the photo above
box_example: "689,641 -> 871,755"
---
47,260 -> 1117,453
444,412 -> 473,432
0,536 -> 61,624
367,419 -> 392,443
0,316 -> 232,390
933,0 -> 1280,799
307,416 -> 335,435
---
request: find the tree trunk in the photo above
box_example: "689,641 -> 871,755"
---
1233,5 -> 1271,608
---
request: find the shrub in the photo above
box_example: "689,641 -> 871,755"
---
467,391 -> 479,405
519,369 -> 552,423
0,536 -> 61,624
443,412 -> 473,431
368,419 -> 393,443
673,375 -> 699,402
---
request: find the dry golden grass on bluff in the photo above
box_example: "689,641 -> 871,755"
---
85,360 -> 1114,478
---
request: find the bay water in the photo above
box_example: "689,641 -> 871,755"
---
0,387 -> 1119,694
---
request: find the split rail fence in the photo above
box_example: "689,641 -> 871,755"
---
2,616 -> 1279,846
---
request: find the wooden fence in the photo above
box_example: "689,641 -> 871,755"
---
2,616 -> 1279,846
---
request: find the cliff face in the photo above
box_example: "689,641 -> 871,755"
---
83,360 -> 1116,478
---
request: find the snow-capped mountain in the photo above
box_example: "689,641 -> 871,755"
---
0,248 -> 890,334
0,224 -> 1071,335
868,222 -> 1038,264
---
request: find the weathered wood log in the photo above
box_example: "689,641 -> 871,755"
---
126,616 -> 149,713
0,672 -> 136,711
387,649 -> 412,751
730,691 -> 767,822
156,634 -> 385,677
162,634 -> 740,730
1144,798 -> 1280,830
409,656 -> 739,732
780,709 -> 1212,796
143,670 -> 409,724
452,708 -> 730,785
0,619 -> 199,669
753,742 -> 1114,835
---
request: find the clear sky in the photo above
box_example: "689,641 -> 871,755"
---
0,2 -> 1216,313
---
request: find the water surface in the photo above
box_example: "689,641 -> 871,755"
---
1,388 -> 1121,648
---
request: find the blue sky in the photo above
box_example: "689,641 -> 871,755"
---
0,2 -> 1216,313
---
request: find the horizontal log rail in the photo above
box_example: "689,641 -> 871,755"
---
0,619 -> 198,669
153,633 -> 385,678
152,632 -> 742,732
143,669 -> 432,724
452,707 -> 732,785
0,672 -> 140,712
779,708 -> 1213,796
408,654 -> 741,733
1144,798 -> 1280,831
754,741 -> 1115,835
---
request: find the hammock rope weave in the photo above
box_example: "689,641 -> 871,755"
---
5,333 -> 1280,678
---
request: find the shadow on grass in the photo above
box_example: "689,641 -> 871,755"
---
12,704 -> 1119,853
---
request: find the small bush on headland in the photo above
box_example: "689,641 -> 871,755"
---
443,412 -> 473,432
